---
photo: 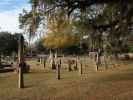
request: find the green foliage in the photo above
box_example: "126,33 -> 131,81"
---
62,44 -> 80,55
0,32 -> 23,55
128,45 -> 133,52
35,39 -> 48,53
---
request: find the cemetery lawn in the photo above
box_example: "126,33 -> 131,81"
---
0,60 -> 133,100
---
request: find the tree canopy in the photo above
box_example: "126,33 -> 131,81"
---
0,32 -> 23,55
19,0 -> 133,55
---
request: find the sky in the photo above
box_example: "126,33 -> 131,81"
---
0,0 -> 31,33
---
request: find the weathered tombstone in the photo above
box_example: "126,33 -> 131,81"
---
43,58 -> 46,69
52,59 -> 56,70
96,52 -> 100,71
39,57 -> 41,63
18,35 -> 24,88
74,56 -> 78,71
49,53 -> 56,70
39,57 -> 43,64
103,55 -> 108,69
79,61 -> 83,75
68,59 -> 72,71
57,59 -> 61,80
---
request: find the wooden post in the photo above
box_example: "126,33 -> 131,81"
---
18,35 -> 24,88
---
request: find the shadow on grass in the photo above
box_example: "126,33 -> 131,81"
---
28,70 -> 54,75
0,68 -> 14,73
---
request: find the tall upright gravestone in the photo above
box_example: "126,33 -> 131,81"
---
18,35 -> 24,88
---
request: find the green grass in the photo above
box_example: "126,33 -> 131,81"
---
0,58 -> 133,100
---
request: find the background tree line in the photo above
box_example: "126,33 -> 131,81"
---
19,0 -> 133,58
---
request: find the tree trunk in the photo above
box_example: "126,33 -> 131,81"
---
54,49 -> 58,68
55,49 -> 58,59
49,49 -> 56,70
